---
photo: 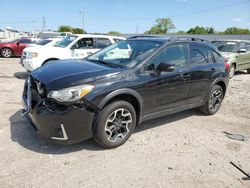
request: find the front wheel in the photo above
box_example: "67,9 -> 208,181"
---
1,48 -> 13,58
200,85 -> 224,115
93,101 -> 136,149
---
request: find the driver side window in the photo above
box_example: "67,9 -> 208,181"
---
74,38 -> 94,49
146,43 -> 188,71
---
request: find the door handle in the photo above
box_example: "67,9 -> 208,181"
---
181,73 -> 191,80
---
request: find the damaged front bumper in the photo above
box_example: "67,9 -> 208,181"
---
22,77 -> 96,144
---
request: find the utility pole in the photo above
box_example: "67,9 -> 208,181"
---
79,10 -> 85,33
136,24 -> 139,34
42,16 -> 46,32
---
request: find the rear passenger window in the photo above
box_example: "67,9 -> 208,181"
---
212,50 -> 222,63
95,38 -> 112,49
191,49 -> 207,64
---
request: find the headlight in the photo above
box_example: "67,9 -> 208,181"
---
26,52 -> 38,59
47,84 -> 94,102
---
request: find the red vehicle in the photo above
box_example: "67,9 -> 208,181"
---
0,38 -> 36,58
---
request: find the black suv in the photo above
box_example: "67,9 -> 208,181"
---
22,37 -> 229,148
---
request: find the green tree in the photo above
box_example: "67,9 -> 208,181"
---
58,25 -> 72,32
145,17 -> 175,34
107,31 -> 121,36
187,26 -> 208,34
72,28 -> 85,34
176,30 -> 186,34
223,27 -> 250,34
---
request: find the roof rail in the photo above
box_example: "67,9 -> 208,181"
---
128,35 -> 160,39
170,36 -> 210,43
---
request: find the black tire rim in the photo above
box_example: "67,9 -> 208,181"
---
209,89 -> 222,112
105,108 -> 132,143
1,48 -> 12,57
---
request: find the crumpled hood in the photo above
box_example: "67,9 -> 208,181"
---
31,59 -> 122,90
220,52 -> 237,60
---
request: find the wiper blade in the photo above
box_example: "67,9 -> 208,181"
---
87,59 -> 124,68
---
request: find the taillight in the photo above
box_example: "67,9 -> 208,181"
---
225,61 -> 230,72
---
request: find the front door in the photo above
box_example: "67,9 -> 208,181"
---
237,42 -> 250,70
138,43 -> 189,116
71,37 -> 98,58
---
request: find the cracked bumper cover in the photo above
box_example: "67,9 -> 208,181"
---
22,97 -> 95,145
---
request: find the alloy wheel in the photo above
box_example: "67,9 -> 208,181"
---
105,108 -> 132,143
209,89 -> 222,112
1,48 -> 12,58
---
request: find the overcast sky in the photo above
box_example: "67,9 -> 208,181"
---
1,0 -> 250,33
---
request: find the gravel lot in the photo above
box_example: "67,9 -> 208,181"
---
0,58 -> 249,187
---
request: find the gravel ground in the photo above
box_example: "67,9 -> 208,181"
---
0,58 -> 249,188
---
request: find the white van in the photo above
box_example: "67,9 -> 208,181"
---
20,34 -> 125,72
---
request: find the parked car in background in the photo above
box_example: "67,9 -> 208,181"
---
22,37 -> 229,148
20,34 -> 125,72
27,38 -> 62,48
212,40 -> 250,78
0,37 -> 38,58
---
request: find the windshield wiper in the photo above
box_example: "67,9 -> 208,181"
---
87,59 -> 124,68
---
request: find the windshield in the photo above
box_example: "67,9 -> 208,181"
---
54,36 -> 77,48
36,39 -> 52,46
87,40 -> 162,68
212,41 -> 239,53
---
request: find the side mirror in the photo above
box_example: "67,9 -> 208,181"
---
16,42 -> 20,46
238,48 -> 246,53
158,62 -> 175,72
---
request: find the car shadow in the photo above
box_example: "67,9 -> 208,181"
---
135,109 -> 203,133
234,70 -> 247,76
9,110 -> 104,154
9,109 -> 204,154
13,72 -> 29,80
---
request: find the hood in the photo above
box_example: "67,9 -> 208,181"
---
220,52 -> 237,59
31,59 -> 122,90
23,45 -> 65,53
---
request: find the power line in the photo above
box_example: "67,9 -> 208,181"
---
84,0 -> 250,21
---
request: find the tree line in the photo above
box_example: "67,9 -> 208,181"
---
58,17 -> 250,35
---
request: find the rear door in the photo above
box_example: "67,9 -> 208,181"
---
185,43 -> 219,104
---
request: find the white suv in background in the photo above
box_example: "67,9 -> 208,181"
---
20,34 -> 125,72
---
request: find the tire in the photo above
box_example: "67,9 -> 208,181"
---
93,100 -> 136,149
229,64 -> 235,79
1,48 -> 13,58
247,69 -> 250,74
199,85 -> 224,115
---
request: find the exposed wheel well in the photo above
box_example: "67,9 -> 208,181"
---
42,58 -> 59,66
231,62 -> 236,69
215,81 -> 226,98
102,94 -> 141,125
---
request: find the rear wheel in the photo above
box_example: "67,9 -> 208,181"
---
93,100 -> 136,149
229,64 -> 235,78
1,48 -> 13,58
200,85 -> 224,115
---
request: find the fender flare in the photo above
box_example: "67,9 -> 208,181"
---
98,88 -> 143,110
